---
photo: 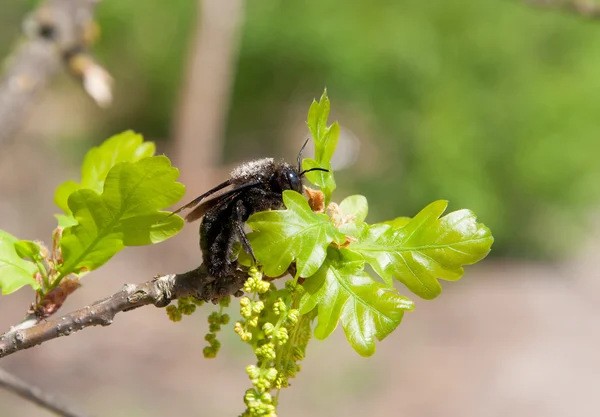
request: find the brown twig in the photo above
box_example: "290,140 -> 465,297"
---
0,265 -> 247,359
0,0 -> 111,147
524,0 -> 600,18
0,368 -> 92,417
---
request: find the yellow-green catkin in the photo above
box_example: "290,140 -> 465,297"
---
166,296 -> 204,322
237,267 -> 310,417
203,296 -> 231,358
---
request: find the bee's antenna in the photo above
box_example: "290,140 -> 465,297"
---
298,138 -> 310,172
299,167 -> 329,177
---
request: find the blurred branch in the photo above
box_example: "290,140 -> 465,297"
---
0,368 -> 92,417
0,0 -> 112,147
524,0 -> 600,18
174,0 -> 246,189
0,265 -> 247,359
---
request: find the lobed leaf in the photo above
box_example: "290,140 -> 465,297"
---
13,240 -> 43,263
302,158 -> 336,203
348,200 -> 494,299
246,190 -> 346,278
334,195 -> 369,238
307,90 -> 331,152
0,231 -> 39,295
338,195 -> 368,223
304,89 -> 339,202
54,181 -> 80,215
59,156 -> 184,276
55,214 -> 78,228
54,131 -> 155,215
381,216 -> 412,229
300,248 -> 414,357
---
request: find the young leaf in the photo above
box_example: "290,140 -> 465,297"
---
246,190 -> 346,278
14,240 -> 50,286
13,240 -> 43,263
54,181 -> 80,215
333,195 -> 369,238
302,159 -> 336,202
299,248 -> 414,357
338,195 -> 368,223
349,200 -> 494,299
381,216 -> 411,229
54,131 -> 155,215
55,214 -> 78,228
303,89 -> 339,203
59,156 -> 184,276
0,231 -> 39,295
307,89 -> 331,149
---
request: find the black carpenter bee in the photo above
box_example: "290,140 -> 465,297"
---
170,139 -> 328,278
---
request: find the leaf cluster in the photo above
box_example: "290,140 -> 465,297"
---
302,90 -> 339,204
246,91 -> 494,356
0,132 -> 184,317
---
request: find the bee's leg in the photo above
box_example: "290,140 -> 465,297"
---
233,200 -> 256,263
236,222 -> 256,263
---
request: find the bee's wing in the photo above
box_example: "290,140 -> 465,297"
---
169,179 -> 262,222
167,179 -> 233,218
185,187 -> 245,223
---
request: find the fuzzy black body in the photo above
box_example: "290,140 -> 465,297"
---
190,158 -> 303,278
169,139 -> 327,279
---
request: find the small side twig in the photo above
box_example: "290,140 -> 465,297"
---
0,265 -> 248,359
524,0 -> 600,19
0,0 -> 111,147
0,368 -> 91,417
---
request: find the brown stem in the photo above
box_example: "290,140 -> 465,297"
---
0,0 -> 109,147
0,265 -> 248,359
0,367 -> 92,417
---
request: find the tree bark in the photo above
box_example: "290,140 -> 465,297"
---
0,265 -> 247,359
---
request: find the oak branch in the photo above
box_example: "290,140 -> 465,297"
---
0,265 -> 247,359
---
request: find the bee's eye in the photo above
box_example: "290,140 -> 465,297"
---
286,170 -> 301,191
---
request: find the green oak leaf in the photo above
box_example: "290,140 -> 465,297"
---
246,190 -> 346,278
54,180 -> 80,215
0,231 -> 39,295
55,214 -> 78,228
381,216 -> 412,229
303,89 -> 339,203
14,240 -> 49,283
58,156 -> 184,276
299,248 -> 414,357
336,195 -> 369,237
338,195 -> 368,222
13,240 -> 43,263
54,131 -> 155,215
302,159 -> 336,201
349,200 -> 494,299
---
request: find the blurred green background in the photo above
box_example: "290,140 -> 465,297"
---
3,0 -> 600,259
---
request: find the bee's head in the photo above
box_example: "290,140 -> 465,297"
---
272,139 -> 329,193
272,163 -> 303,193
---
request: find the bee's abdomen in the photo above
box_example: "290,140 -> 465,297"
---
200,206 -> 238,278
199,188 -> 288,278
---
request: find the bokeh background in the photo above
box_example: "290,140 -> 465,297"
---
1,0 -> 600,416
